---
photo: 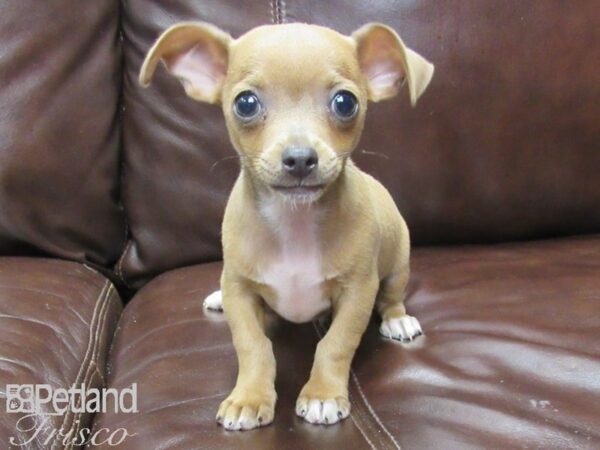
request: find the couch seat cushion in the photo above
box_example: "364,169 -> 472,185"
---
91,236 -> 600,449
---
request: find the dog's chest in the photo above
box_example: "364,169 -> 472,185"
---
258,202 -> 330,323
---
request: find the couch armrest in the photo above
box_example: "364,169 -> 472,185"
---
0,258 -> 122,450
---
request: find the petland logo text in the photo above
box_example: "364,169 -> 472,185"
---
5,383 -> 138,447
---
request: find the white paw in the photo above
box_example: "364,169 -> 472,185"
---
380,315 -> 423,342
218,404 -> 272,431
217,393 -> 275,431
203,290 -> 223,311
295,397 -> 350,425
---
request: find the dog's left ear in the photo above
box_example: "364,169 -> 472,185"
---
352,23 -> 434,106
139,22 -> 232,104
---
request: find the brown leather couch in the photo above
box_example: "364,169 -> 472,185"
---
1,1 -> 599,449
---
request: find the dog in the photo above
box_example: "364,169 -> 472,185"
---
140,21 -> 433,431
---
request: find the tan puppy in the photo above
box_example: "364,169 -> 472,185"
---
140,21 -> 433,431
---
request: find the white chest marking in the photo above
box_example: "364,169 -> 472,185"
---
259,199 -> 329,323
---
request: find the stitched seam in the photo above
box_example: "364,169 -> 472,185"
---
55,283 -> 111,450
270,0 -> 286,24
350,384 -> 392,450
51,280 -> 110,450
67,285 -> 114,449
311,321 -> 378,450
350,395 -> 387,450
270,0 -> 277,23
351,370 -> 401,450
65,293 -> 112,449
313,321 -> 386,449
63,285 -> 113,450
52,281 -> 108,449
313,320 -> 400,450
349,410 -> 378,450
279,0 -> 287,23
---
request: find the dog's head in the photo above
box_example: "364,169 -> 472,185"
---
140,22 -> 433,203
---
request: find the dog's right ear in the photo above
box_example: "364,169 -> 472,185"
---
139,22 -> 232,104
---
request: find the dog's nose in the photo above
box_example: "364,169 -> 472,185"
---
281,147 -> 318,179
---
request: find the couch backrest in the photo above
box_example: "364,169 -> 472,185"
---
1,1 -> 598,288
0,0 -> 125,268
118,0 -> 600,287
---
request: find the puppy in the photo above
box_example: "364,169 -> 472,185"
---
140,21 -> 433,431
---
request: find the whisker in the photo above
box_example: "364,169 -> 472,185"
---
358,149 -> 389,160
210,154 -> 244,172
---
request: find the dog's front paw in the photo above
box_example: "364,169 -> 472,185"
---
296,384 -> 350,425
203,290 -> 223,311
380,315 -> 423,342
217,388 -> 276,431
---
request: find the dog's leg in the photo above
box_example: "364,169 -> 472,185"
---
377,267 -> 423,342
296,276 -> 378,425
217,277 -> 276,431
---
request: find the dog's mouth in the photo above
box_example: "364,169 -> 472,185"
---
271,184 -> 325,196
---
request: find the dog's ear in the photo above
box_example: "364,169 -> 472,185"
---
139,22 -> 232,104
352,23 -> 434,106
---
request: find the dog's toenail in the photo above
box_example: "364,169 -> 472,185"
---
324,417 -> 328,424
258,416 -> 263,423
301,409 -> 306,416
338,411 -> 343,418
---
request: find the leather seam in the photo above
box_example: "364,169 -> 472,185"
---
351,370 -> 402,450
348,404 -> 378,450
312,320 -> 399,450
350,397 -> 385,450
60,283 -> 112,450
52,281 -> 108,448
64,285 -> 113,450
51,280 -> 111,450
350,389 -> 387,449
114,0 -> 131,287
115,239 -> 133,288
311,321 -> 376,448
270,0 -> 286,24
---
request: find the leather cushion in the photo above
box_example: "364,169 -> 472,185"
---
91,236 -> 600,449
0,0 -> 125,267
0,258 -> 122,449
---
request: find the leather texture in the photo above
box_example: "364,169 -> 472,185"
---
0,0 -> 125,267
118,0 -> 600,287
0,258 -> 122,450
286,0 -> 600,245
92,236 -> 600,449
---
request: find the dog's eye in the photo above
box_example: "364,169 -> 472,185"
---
233,91 -> 261,121
331,90 -> 359,121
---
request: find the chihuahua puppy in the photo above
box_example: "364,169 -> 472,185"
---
140,21 -> 433,431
